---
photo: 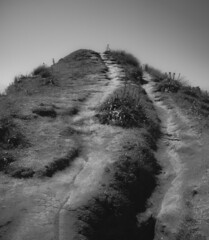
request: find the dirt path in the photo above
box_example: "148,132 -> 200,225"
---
144,73 -> 209,239
57,53 -> 125,240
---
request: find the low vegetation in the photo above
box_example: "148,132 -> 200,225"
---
104,50 -> 144,84
146,66 -> 209,123
97,50 -> 160,137
78,50 -> 161,239
32,105 -> 57,118
32,65 -> 52,78
0,117 -> 28,149
41,147 -> 79,177
144,64 -> 165,82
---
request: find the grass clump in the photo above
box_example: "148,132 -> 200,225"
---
156,78 -> 182,93
32,106 -> 57,118
41,147 -> 79,177
97,85 -> 147,128
97,84 -> 160,140
32,65 -> 52,78
0,117 -> 28,149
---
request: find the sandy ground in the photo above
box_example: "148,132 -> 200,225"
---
144,73 -> 209,240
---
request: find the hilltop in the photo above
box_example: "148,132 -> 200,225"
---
0,49 -> 209,240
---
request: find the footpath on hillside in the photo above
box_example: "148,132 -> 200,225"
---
1,49 -> 209,240
144,73 -> 209,240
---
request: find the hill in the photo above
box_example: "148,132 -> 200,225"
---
0,49 -> 209,240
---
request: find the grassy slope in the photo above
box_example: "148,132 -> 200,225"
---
146,65 -> 209,127
0,49 -> 162,239
0,49 -> 107,178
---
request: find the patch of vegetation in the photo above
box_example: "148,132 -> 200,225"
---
0,153 -> 15,171
5,167 -> 35,178
97,85 -> 147,128
75,132 -> 161,240
32,65 -> 52,78
152,72 -> 209,121
0,117 -> 29,149
144,64 -> 165,82
41,147 -> 79,177
96,84 -> 160,139
60,106 -> 79,116
104,50 -> 143,84
97,50 -> 160,136
32,106 -> 57,118
156,78 -> 182,93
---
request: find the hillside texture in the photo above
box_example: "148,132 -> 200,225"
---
0,49 -> 209,240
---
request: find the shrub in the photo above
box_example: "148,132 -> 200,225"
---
156,79 -> 183,93
32,65 -> 51,78
97,86 -> 147,128
32,106 -> 57,118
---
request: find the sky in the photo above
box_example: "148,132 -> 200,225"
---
1,0 -> 209,92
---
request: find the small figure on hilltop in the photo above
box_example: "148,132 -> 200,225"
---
52,58 -> 55,65
106,44 -> 111,52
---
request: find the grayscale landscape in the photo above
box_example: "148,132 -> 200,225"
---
1,0 -> 209,239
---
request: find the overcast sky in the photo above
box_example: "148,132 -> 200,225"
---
1,0 -> 209,92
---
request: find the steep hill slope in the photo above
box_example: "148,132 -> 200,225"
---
1,49 -> 209,240
0,50 -> 160,240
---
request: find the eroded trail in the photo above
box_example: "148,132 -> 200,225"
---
144,73 -> 209,239
56,53 -> 125,240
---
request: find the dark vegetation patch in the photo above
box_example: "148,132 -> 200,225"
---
32,65 -> 52,78
59,106 -> 79,116
0,116 -> 31,178
0,153 -> 15,171
75,132 -> 161,240
32,106 -> 57,118
96,85 -> 159,133
5,167 -> 35,178
0,117 -> 29,149
41,147 -> 79,177
96,86 -> 147,128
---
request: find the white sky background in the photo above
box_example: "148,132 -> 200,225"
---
0,0 -> 209,92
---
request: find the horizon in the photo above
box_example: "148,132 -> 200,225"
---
1,0 -> 209,92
